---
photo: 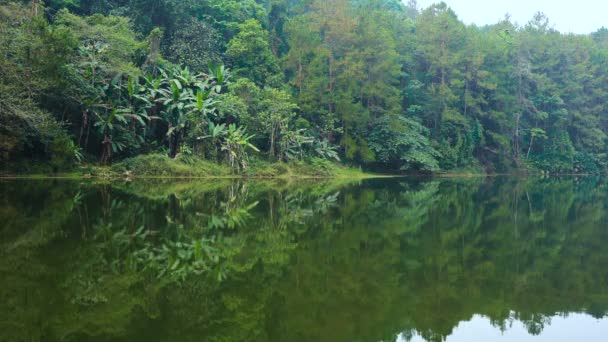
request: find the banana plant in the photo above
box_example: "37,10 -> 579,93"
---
115,75 -> 157,122
208,63 -> 229,92
156,67 -> 197,157
94,107 -> 146,163
279,128 -> 314,161
155,65 -> 229,158
314,139 -> 341,161
141,74 -> 163,99
190,64 -> 230,120
221,124 -> 259,172
197,122 -> 227,161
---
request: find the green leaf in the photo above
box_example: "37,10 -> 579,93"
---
172,79 -> 182,90
127,76 -> 135,97
196,90 -> 203,110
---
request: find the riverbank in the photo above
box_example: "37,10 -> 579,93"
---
5,155 -> 597,180
1,154 -> 380,180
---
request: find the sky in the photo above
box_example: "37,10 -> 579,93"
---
413,0 -> 607,34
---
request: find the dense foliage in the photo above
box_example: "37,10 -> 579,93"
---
2,0 -> 608,174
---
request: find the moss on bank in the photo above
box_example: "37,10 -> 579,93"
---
1,154 -> 376,179
109,154 -> 232,178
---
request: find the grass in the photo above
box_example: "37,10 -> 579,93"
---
1,151 -> 394,180
3,154 -> 378,180
245,157 -> 375,179
108,154 -> 233,178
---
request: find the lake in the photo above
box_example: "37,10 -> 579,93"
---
1,177 -> 607,341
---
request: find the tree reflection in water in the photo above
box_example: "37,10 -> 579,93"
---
0,177 -> 607,341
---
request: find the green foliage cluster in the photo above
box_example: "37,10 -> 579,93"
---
0,1 -> 341,175
2,0 -> 608,175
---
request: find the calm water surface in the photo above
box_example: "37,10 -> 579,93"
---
1,177 -> 607,341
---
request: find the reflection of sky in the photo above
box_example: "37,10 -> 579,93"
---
399,313 -> 608,342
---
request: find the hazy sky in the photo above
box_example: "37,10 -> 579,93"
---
414,0 -> 606,34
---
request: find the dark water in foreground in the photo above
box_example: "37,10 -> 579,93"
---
1,177 -> 607,342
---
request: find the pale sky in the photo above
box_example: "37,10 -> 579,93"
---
414,0 -> 607,34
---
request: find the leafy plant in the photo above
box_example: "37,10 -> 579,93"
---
155,65 -> 228,158
197,121 -> 227,161
221,124 -> 259,172
93,107 -> 147,163
369,116 -> 441,172
314,139 -> 341,162
279,128 -> 314,161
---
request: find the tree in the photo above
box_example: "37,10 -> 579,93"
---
0,3 -> 77,168
163,18 -> 222,72
226,19 -> 281,87
369,115 -> 440,172
221,123 -> 259,171
155,65 -> 227,158
257,88 -> 298,160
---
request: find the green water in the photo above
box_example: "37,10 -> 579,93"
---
1,177 -> 607,341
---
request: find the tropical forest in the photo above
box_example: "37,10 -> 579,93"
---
2,0 -> 608,176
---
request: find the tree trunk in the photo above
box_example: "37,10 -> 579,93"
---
298,57 -> 303,94
527,133 -> 534,159
168,124 -> 179,158
513,113 -> 520,163
85,119 -> 91,151
30,0 -> 39,18
463,77 -> 469,118
270,125 -> 276,158
343,126 -> 348,157
328,51 -> 335,114
101,134 -> 112,164
169,132 -> 179,158
78,110 -> 88,146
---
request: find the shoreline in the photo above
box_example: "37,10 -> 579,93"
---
3,155 -> 603,181
0,174 -> 392,180
2,173 -> 601,181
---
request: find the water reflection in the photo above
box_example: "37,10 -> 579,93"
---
0,177 -> 607,341
404,313 -> 608,342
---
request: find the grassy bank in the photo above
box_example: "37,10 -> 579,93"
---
1,154 -> 378,179
111,154 -> 375,179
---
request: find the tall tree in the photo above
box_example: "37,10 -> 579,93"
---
226,19 -> 281,87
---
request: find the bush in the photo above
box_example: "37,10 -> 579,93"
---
573,152 -> 602,175
49,134 -> 82,171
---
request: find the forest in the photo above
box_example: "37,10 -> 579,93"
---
1,0 -> 608,175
